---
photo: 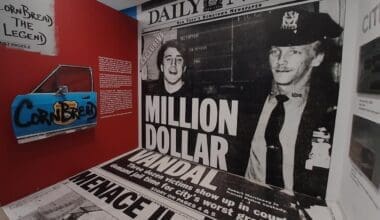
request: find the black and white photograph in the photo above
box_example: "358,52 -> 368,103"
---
350,115 -> 380,190
140,0 -> 345,199
357,36 -> 380,94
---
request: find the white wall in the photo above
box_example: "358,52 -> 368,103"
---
338,1 -> 380,219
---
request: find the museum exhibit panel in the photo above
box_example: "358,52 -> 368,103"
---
0,0 -> 379,219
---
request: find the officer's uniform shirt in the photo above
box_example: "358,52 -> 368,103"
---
245,85 -> 309,192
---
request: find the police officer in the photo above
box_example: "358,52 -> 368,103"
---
245,9 -> 343,199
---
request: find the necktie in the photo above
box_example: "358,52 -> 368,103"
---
265,94 -> 289,188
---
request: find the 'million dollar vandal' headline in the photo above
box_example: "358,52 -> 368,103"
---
103,149 -> 287,220
145,95 -> 238,171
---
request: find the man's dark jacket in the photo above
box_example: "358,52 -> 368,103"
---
238,71 -> 338,199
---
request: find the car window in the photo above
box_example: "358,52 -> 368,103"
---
33,65 -> 93,93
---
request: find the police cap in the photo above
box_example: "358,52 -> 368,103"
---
268,10 -> 343,46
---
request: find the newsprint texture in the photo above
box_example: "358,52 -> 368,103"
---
139,0 -> 345,199
3,149 -> 334,219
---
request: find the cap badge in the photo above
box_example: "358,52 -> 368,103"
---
281,11 -> 299,33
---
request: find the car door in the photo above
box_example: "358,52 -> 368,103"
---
11,65 -> 97,144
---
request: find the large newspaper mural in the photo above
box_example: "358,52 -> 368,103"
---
3,149 -> 335,220
140,0 -> 344,199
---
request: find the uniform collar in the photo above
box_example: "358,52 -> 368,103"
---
269,82 -> 310,107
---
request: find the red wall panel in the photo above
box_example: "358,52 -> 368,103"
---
0,0 -> 138,204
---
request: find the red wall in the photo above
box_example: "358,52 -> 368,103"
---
0,0 -> 138,204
